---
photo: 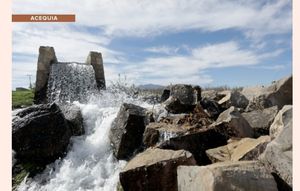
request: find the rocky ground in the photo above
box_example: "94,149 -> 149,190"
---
12,75 -> 292,191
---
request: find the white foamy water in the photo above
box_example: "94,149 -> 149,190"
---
17,90 -> 160,191
47,63 -> 98,104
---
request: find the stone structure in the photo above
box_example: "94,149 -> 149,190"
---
34,46 -> 57,104
85,51 -> 106,89
34,46 -> 106,104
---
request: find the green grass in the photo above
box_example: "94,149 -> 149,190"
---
12,89 -> 34,108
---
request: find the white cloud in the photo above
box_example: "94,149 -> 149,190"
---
121,41 -> 284,85
144,46 -> 180,55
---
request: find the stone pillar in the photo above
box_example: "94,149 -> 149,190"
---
86,51 -> 106,89
34,46 -> 57,104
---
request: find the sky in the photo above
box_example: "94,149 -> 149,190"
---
12,0 -> 292,89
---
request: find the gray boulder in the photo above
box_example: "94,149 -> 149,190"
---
163,84 -> 200,113
244,76 -> 292,111
60,104 -> 84,136
109,103 -> 148,160
260,105 -> 292,189
177,161 -> 278,191
242,106 -> 278,137
12,103 -> 71,164
218,90 -> 249,109
143,122 -> 191,147
206,136 -> 270,163
158,128 -> 227,165
269,105 -> 292,139
211,106 -> 254,139
119,148 -> 196,191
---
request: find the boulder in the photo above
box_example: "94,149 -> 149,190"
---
211,106 -> 254,139
260,105 -> 292,189
143,123 -> 190,147
200,97 -> 223,119
60,104 -> 84,136
12,103 -> 71,164
177,161 -> 278,191
109,103 -> 148,160
269,105 -> 292,139
201,90 -> 218,100
119,148 -> 196,191
218,90 -> 249,109
161,89 -> 171,102
163,84 -> 200,113
244,76 -> 292,111
158,128 -> 227,165
242,106 -> 278,137
206,136 -> 270,163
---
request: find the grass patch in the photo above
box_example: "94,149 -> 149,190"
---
12,89 -> 34,109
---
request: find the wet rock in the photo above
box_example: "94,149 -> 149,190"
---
158,128 -> 227,165
163,84 -> 200,113
269,105 -> 292,139
211,106 -> 254,139
260,105 -> 292,189
218,90 -> 249,109
119,148 -> 196,191
143,123 -> 190,147
206,136 -> 270,163
109,103 -> 148,160
242,106 -> 278,137
244,76 -> 292,111
60,104 -> 84,136
12,103 -> 71,164
177,161 -> 278,191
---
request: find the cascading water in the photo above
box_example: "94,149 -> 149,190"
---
17,88 -> 161,191
47,63 -> 98,104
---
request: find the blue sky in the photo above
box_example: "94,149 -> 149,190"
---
12,0 -> 292,89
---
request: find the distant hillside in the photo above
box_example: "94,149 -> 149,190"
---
138,84 -> 165,90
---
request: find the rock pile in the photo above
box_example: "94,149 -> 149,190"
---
12,103 -> 84,189
112,75 -> 292,191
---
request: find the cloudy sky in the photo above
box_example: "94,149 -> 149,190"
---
12,0 -> 292,89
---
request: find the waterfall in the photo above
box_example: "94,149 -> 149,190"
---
17,89 -> 160,191
47,63 -> 98,104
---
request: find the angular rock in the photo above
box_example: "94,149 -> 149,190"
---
218,90 -> 249,109
200,97 -> 223,119
206,136 -> 270,163
109,103 -> 147,160
245,76 -> 292,111
212,106 -> 254,139
143,123 -> 190,147
12,103 -> 71,164
163,84 -> 200,113
158,128 -> 227,165
260,105 -> 292,189
269,105 -> 292,139
60,104 -> 84,136
242,106 -> 278,137
177,161 -> 278,191
201,90 -> 218,100
120,148 -> 196,191
161,89 -> 171,102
